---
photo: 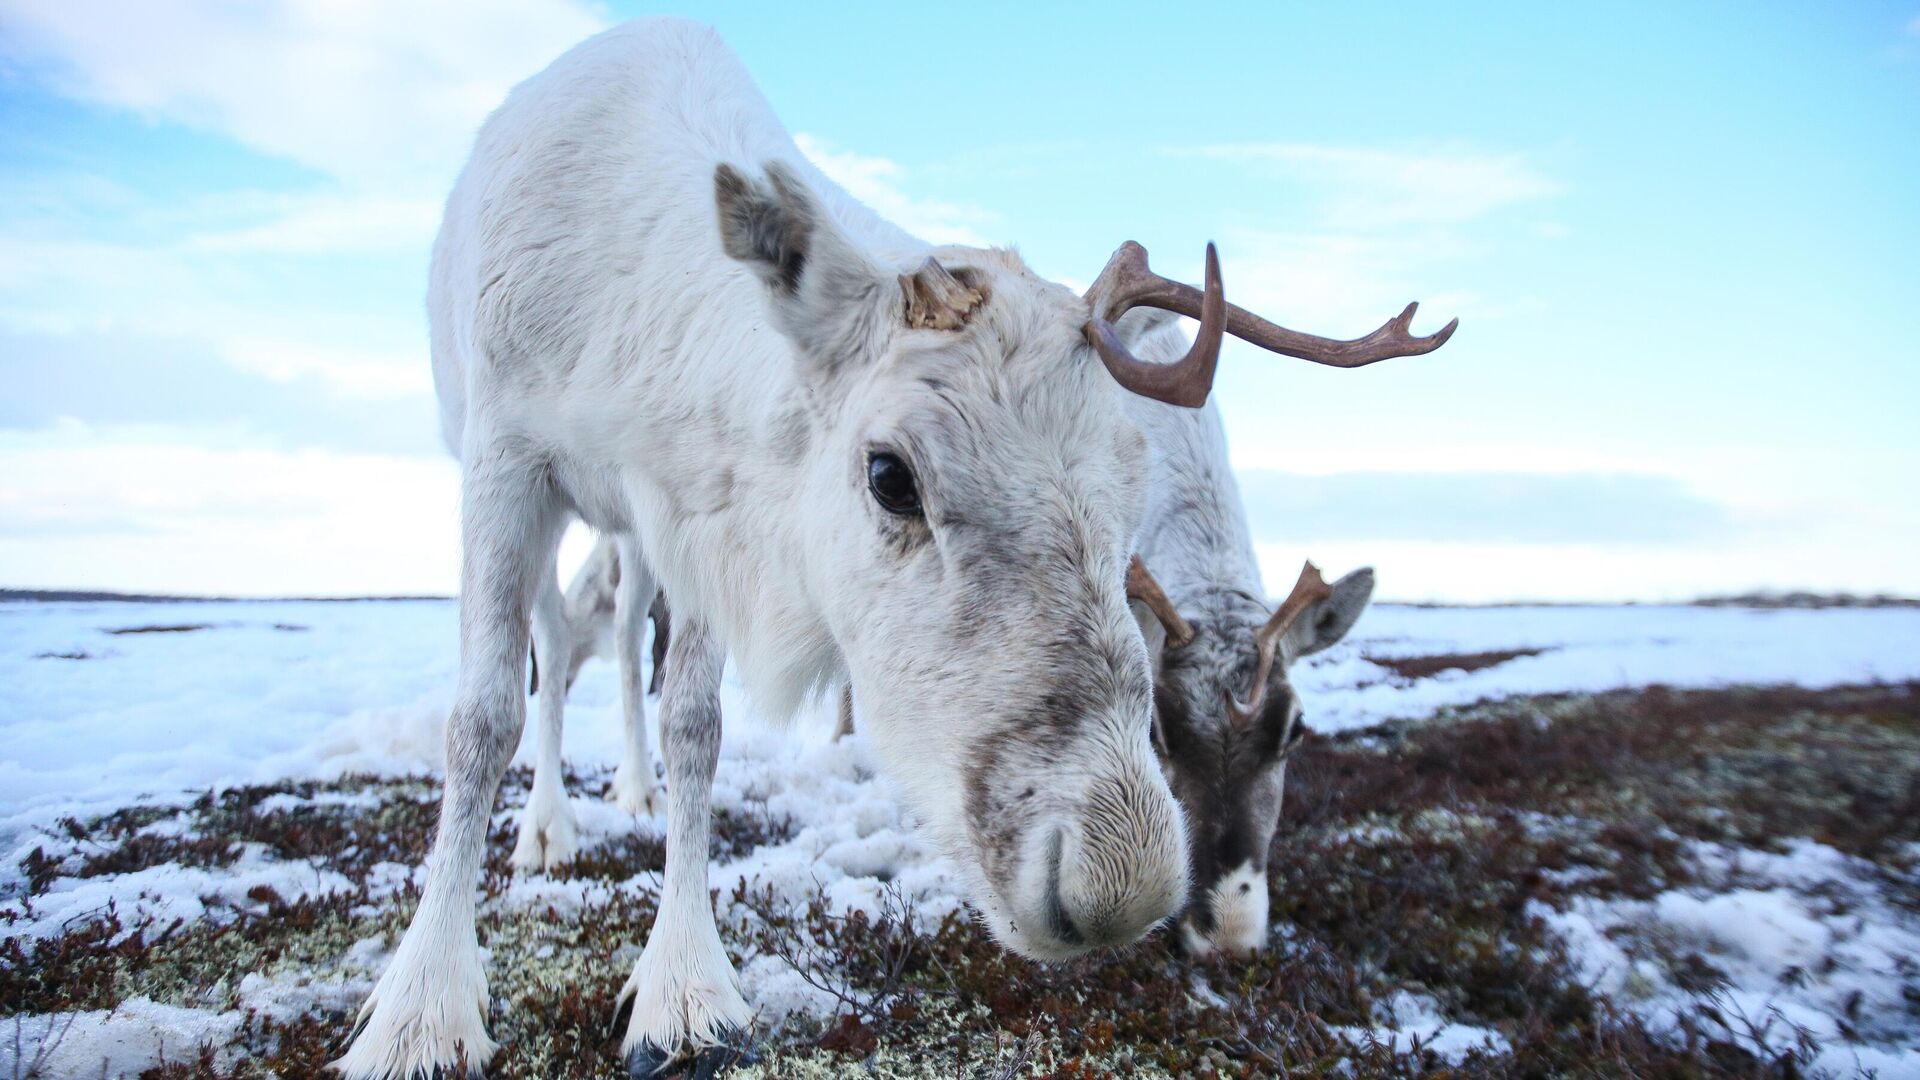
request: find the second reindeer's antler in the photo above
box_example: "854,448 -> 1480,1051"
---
1226,561 -> 1333,730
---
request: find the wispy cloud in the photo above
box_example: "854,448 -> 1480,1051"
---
1,330 -> 441,455
0,0 -> 607,186
795,134 -> 996,246
185,193 -> 442,256
1167,141 -> 1558,334
1187,143 -> 1559,229
0,233 -> 430,402
0,427 -> 461,594
1238,470 -> 1732,545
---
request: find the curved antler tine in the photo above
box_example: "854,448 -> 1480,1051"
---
1227,561 -> 1335,732
1085,243 -> 1224,409
1223,296 -> 1456,368
1086,241 -> 1456,371
1126,555 -> 1195,650
1257,561 -> 1334,650
1084,241 -> 1152,319
1384,302 -> 1458,354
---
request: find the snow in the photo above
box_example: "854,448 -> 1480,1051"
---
9,841 -> 357,943
8,599 -> 1916,840
4,597 -> 1919,1074
1297,603 -> 1920,732
0,998 -> 244,1078
1338,990 -> 1512,1062
1537,838 -> 1920,1077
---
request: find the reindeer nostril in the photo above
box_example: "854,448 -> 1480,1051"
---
1044,829 -> 1083,946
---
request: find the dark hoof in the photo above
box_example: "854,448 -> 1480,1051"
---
626,1032 -> 758,1079
625,1041 -> 672,1079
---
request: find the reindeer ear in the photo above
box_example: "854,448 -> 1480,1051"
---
1287,567 -> 1375,659
715,161 -> 813,292
900,258 -> 985,330
715,160 -> 891,370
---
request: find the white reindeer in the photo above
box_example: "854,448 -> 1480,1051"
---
337,19 -> 1449,1077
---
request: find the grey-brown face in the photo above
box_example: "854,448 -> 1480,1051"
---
1138,565 -> 1374,957
1151,603 -> 1299,956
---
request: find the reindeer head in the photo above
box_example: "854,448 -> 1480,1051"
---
716,159 -> 1442,961
1134,560 -> 1376,957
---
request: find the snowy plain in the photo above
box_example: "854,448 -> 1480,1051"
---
2,598 -> 1918,1076
8,599 -> 1917,836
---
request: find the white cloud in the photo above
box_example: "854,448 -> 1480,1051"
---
218,336 -> 431,400
1188,142 -> 1559,229
0,0 -> 608,187
1149,141 -> 1556,370
1208,227 -> 1473,340
0,234 -> 430,406
0,428 -> 461,595
185,193 -> 442,256
795,133 -> 995,246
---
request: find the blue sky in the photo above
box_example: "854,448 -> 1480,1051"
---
1,2 -> 1916,601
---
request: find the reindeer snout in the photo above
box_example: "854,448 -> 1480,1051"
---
1039,763 -> 1189,952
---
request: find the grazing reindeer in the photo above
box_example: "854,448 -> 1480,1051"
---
1119,313 -> 1390,956
1139,548 -> 1374,958
336,19 -> 1450,1078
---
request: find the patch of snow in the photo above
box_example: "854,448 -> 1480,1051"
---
1336,990 -> 1510,1062
8,601 -> 1919,839
5,842 -> 357,942
0,997 -> 243,1078
1299,604 -> 1920,733
1536,838 -> 1920,1075
251,788 -> 383,816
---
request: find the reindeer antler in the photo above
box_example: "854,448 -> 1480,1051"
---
1086,244 -> 1226,409
1127,555 -> 1194,650
1085,241 -> 1458,408
1225,561 -> 1333,730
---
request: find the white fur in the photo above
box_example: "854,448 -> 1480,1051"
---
512,570 -> 581,871
338,18 -> 1189,1076
620,615 -> 753,1058
334,898 -> 495,1077
509,766 -> 580,872
607,534 -> 666,818
1179,861 -> 1269,957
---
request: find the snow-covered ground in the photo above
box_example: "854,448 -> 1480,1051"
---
7,598 -> 1915,836
3,598 -> 1918,1076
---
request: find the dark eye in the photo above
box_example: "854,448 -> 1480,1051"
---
867,452 -> 921,516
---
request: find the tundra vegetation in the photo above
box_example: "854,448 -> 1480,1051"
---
8,678 -> 1916,1078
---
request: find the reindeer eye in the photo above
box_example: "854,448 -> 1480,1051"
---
867,452 -> 921,516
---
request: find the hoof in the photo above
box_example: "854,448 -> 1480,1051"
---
625,1032 -> 758,1079
609,767 -> 665,818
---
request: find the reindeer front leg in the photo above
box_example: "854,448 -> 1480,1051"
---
334,458 -> 563,1078
620,614 -> 753,1076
